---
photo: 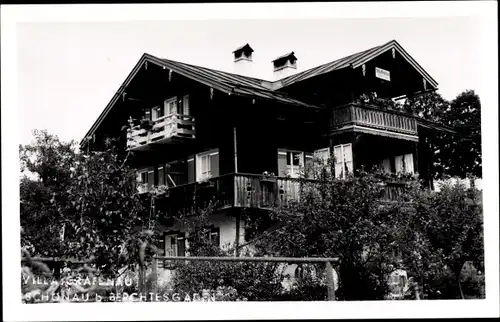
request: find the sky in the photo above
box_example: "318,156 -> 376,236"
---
16,15 -> 488,145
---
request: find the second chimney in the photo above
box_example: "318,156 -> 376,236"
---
272,52 -> 297,80
232,43 -> 254,76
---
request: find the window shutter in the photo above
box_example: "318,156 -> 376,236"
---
178,97 -> 183,115
183,95 -> 190,116
214,227 -> 220,247
157,166 -> 165,186
147,170 -> 154,189
305,152 -> 314,179
314,148 -> 330,166
278,151 -> 288,176
187,156 -> 195,183
395,155 -> 404,173
380,158 -> 391,173
177,234 -> 186,257
210,152 -> 219,177
404,153 -> 414,174
343,144 -> 353,175
333,145 -> 343,178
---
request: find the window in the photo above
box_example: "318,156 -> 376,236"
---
152,105 -> 165,120
197,226 -> 220,247
278,150 -> 304,178
333,144 -> 353,179
314,148 -> 330,166
165,160 -> 188,186
136,168 -> 154,193
196,149 -> 219,182
395,153 -> 414,174
144,108 -> 152,121
164,97 -> 177,115
165,233 -> 185,257
178,94 -> 190,116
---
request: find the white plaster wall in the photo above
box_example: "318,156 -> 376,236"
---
160,211 -> 240,254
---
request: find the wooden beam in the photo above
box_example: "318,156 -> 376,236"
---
325,261 -> 337,301
155,256 -> 340,263
233,126 -> 238,173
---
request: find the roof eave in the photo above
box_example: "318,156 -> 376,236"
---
350,40 -> 439,89
80,54 -> 234,146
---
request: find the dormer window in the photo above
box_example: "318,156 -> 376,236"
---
233,43 -> 254,62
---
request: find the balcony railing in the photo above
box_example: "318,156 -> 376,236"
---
331,103 -> 418,137
144,173 -> 407,215
127,114 -> 195,150
155,173 -> 303,213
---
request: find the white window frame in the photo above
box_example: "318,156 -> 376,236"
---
152,105 -> 165,120
278,150 -> 304,178
165,233 -> 185,257
196,149 -> 218,182
395,153 -> 414,174
334,143 -> 353,179
164,96 -> 177,116
314,148 -> 330,166
137,168 -> 154,193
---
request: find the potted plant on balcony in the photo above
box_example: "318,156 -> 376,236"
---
260,171 -> 277,183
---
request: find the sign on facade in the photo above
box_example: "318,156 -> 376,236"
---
375,67 -> 391,81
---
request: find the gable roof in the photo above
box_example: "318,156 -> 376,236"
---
82,39 -> 440,145
81,53 -> 319,145
272,51 -> 297,63
276,40 -> 439,89
233,43 -> 254,54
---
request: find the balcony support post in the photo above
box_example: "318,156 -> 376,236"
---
233,126 -> 238,173
234,210 -> 241,257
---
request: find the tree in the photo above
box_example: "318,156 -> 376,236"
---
244,159 -> 408,301
20,130 -> 154,281
406,90 -> 481,180
356,90 -> 482,180
394,179 -> 484,299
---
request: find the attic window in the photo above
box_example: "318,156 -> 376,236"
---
233,43 -> 254,62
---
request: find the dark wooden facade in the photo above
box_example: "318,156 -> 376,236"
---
84,40 -> 440,217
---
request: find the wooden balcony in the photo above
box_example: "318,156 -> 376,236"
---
331,103 -> 418,141
149,173 -> 406,215
154,173 -> 303,214
127,114 -> 195,151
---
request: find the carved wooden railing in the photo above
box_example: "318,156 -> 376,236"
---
331,103 -> 418,136
127,114 -> 195,150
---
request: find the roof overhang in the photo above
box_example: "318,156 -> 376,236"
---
81,54 -> 317,147
349,40 -> 439,89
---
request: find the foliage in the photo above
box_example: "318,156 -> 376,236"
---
393,179 -> 484,299
20,130 -> 154,279
21,248 -> 112,303
244,151 -> 483,300
245,156 -> 407,300
356,90 -> 482,180
168,204 -> 287,301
